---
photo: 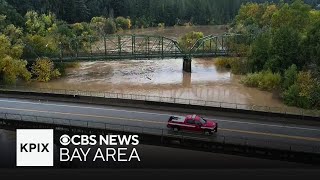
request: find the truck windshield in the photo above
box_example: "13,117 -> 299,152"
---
200,118 -> 206,124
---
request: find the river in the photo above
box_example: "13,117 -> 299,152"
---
27,25 -> 286,107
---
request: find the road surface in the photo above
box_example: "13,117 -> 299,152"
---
0,97 -> 319,152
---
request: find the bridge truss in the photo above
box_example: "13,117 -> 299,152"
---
189,33 -> 251,58
26,33 -> 250,62
58,35 -> 184,61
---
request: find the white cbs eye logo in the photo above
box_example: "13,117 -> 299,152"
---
60,135 -> 71,146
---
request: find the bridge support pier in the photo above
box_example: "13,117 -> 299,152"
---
183,57 -> 192,73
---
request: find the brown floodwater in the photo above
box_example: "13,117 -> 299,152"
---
31,58 -> 285,107
117,25 -> 228,39
30,26 -> 287,107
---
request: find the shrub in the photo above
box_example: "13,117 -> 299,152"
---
158,23 -> 165,28
214,57 -> 250,75
233,43 -> 251,57
115,17 -> 131,30
241,72 -> 261,87
283,84 -> 300,106
214,58 -> 232,69
310,84 -> 320,109
241,71 -> 281,91
104,18 -> 117,34
31,58 -> 61,82
229,58 -> 251,75
282,64 -> 298,90
282,71 -> 319,109
0,56 -> 31,84
133,16 -> 154,28
258,71 -> 281,90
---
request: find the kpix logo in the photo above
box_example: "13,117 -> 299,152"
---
16,129 -> 54,167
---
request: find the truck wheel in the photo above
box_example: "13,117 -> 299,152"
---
173,127 -> 180,132
204,130 -> 212,135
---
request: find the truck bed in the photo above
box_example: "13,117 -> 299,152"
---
168,116 -> 186,123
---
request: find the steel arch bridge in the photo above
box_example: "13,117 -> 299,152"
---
27,33 -> 249,72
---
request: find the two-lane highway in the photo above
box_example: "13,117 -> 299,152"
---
0,97 -> 319,151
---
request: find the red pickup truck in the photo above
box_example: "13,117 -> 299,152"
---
167,114 -> 218,135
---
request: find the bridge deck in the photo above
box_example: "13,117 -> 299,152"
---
25,34 -> 247,62
47,52 -> 229,62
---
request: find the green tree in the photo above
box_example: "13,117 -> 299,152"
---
49,20 -> 75,46
23,34 -> 59,58
310,83 -> 320,108
110,0 -> 125,17
25,11 -> 46,36
0,14 -> 6,30
0,0 -> 24,26
309,9 -> 320,25
70,22 -> 96,51
73,0 -> 90,22
178,31 -> 204,51
271,0 -> 311,32
249,32 -> 270,72
235,3 -> 264,27
0,34 -> 31,84
261,4 -> 278,26
104,18 -> 117,34
303,20 -> 320,67
5,0 -> 320,27
25,11 -> 57,36
268,26 -> 301,72
3,24 -> 23,44
115,16 -> 131,30
283,71 -> 316,109
90,16 -> 107,36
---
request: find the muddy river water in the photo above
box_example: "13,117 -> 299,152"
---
31,25 -> 286,107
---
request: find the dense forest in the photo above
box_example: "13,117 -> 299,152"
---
214,0 -> 320,109
3,0 -> 320,27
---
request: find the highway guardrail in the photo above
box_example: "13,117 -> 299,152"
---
0,85 -> 319,118
0,112 -> 319,155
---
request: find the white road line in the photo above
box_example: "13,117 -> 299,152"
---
0,99 -> 173,116
216,119 -> 320,132
0,98 -> 320,132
